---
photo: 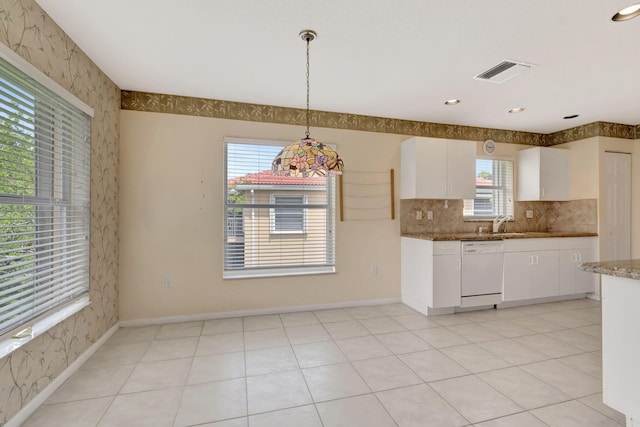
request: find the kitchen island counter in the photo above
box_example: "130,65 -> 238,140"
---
580,259 -> 640,280
581,259 -> 640,427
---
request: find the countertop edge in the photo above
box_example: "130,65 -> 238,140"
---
579,260 -> 640,280
401,232 -> 598,241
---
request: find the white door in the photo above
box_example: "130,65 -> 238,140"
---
603,152 -> 631,261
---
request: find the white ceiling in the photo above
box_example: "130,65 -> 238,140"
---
34,0 -> 640,134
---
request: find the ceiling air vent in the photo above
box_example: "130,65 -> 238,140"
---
473,60 -> 535,83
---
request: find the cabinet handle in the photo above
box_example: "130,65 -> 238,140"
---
577,253 -> 582,262
571,253 -> 577,263
456,259 -> 461,270
541,188 -> 545,198
534,255 -> 539,265
529,256 -> 534,266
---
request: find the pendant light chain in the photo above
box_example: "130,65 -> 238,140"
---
305,34 -> 311,139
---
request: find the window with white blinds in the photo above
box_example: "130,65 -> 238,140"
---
463,159 -> 514,219
224,138 -> 336,278
0,54 -> 91,335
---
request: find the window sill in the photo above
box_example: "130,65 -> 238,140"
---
0,296 -> 91,359
224,265 -> 335,279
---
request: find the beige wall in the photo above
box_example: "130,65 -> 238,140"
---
556,137 -> 600,200
119,111 -> 402,320
0,0 -> 120,423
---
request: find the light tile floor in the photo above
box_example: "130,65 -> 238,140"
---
22,299 -> 625,427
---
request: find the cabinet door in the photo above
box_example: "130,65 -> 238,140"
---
558,248 -> 597,294
401,138 -> 447,199
401,238 -> 432,313
446,141 -> 476,200
575,247 -> 597,293
540,148 -> 569,201
517,148 -> 541,201
531,250 -> 559,298
433,254 -> 461,308
558,249 -> 577,295
518,147 -> 569,201
503,252 -> 533,301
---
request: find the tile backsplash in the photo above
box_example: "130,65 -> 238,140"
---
400,199 -> 597,235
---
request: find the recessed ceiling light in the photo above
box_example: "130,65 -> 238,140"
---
444,99 -> 460,105
563,114 -> 579,119
612,4 -> 640,21
508,107 -> 525,113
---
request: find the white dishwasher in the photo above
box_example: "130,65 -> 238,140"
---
461,241 -> 504,307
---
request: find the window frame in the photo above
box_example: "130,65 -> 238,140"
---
223,137 -> 337,279
463,157 -> 514,220
0,44 -> 92,339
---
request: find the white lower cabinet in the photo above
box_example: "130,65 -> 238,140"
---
531,251 -> 560,298
401,238 -> 461,313
402,236 -> 597,312
433,254 -> 462,308
503,250 -> 559,301
503,252 -> 534,301
558,247 -> 597,294
503,237 -> 596,303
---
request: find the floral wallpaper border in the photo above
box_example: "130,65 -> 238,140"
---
121,90 -> 639,146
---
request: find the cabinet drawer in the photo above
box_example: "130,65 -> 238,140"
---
504,238 -> 563,252
553,237 -> 597,250
433,241 -> 461,255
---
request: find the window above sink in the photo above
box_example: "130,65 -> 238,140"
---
463,159 -> 514,220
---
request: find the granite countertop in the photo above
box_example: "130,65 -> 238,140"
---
401,231 -> 598,241
579,260 -> 640,280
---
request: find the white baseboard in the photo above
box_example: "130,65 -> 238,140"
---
120,297 -> 402,327
498,293 -> 592,309
5,322 -> 120,427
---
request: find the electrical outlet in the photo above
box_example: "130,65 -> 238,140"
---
427,211 -> 433,220
415,210 -> 423,220
164,276 -> 172,288
526,210 -> 534,219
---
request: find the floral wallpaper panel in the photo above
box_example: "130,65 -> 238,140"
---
0,0 -> 120,423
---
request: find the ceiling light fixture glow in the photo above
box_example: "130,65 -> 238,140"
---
444,99 -> 460,105
612,4 -> 640,21
508,107 -> 525,113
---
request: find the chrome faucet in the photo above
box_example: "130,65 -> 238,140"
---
492,215 -> 514,233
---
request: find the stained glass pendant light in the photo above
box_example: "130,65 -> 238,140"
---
272,30 -> 344,177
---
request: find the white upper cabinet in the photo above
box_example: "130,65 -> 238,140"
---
518,147 -> 569,201
400,137 -> 476,199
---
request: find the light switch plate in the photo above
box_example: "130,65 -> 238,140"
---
526,210 -> 534,219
